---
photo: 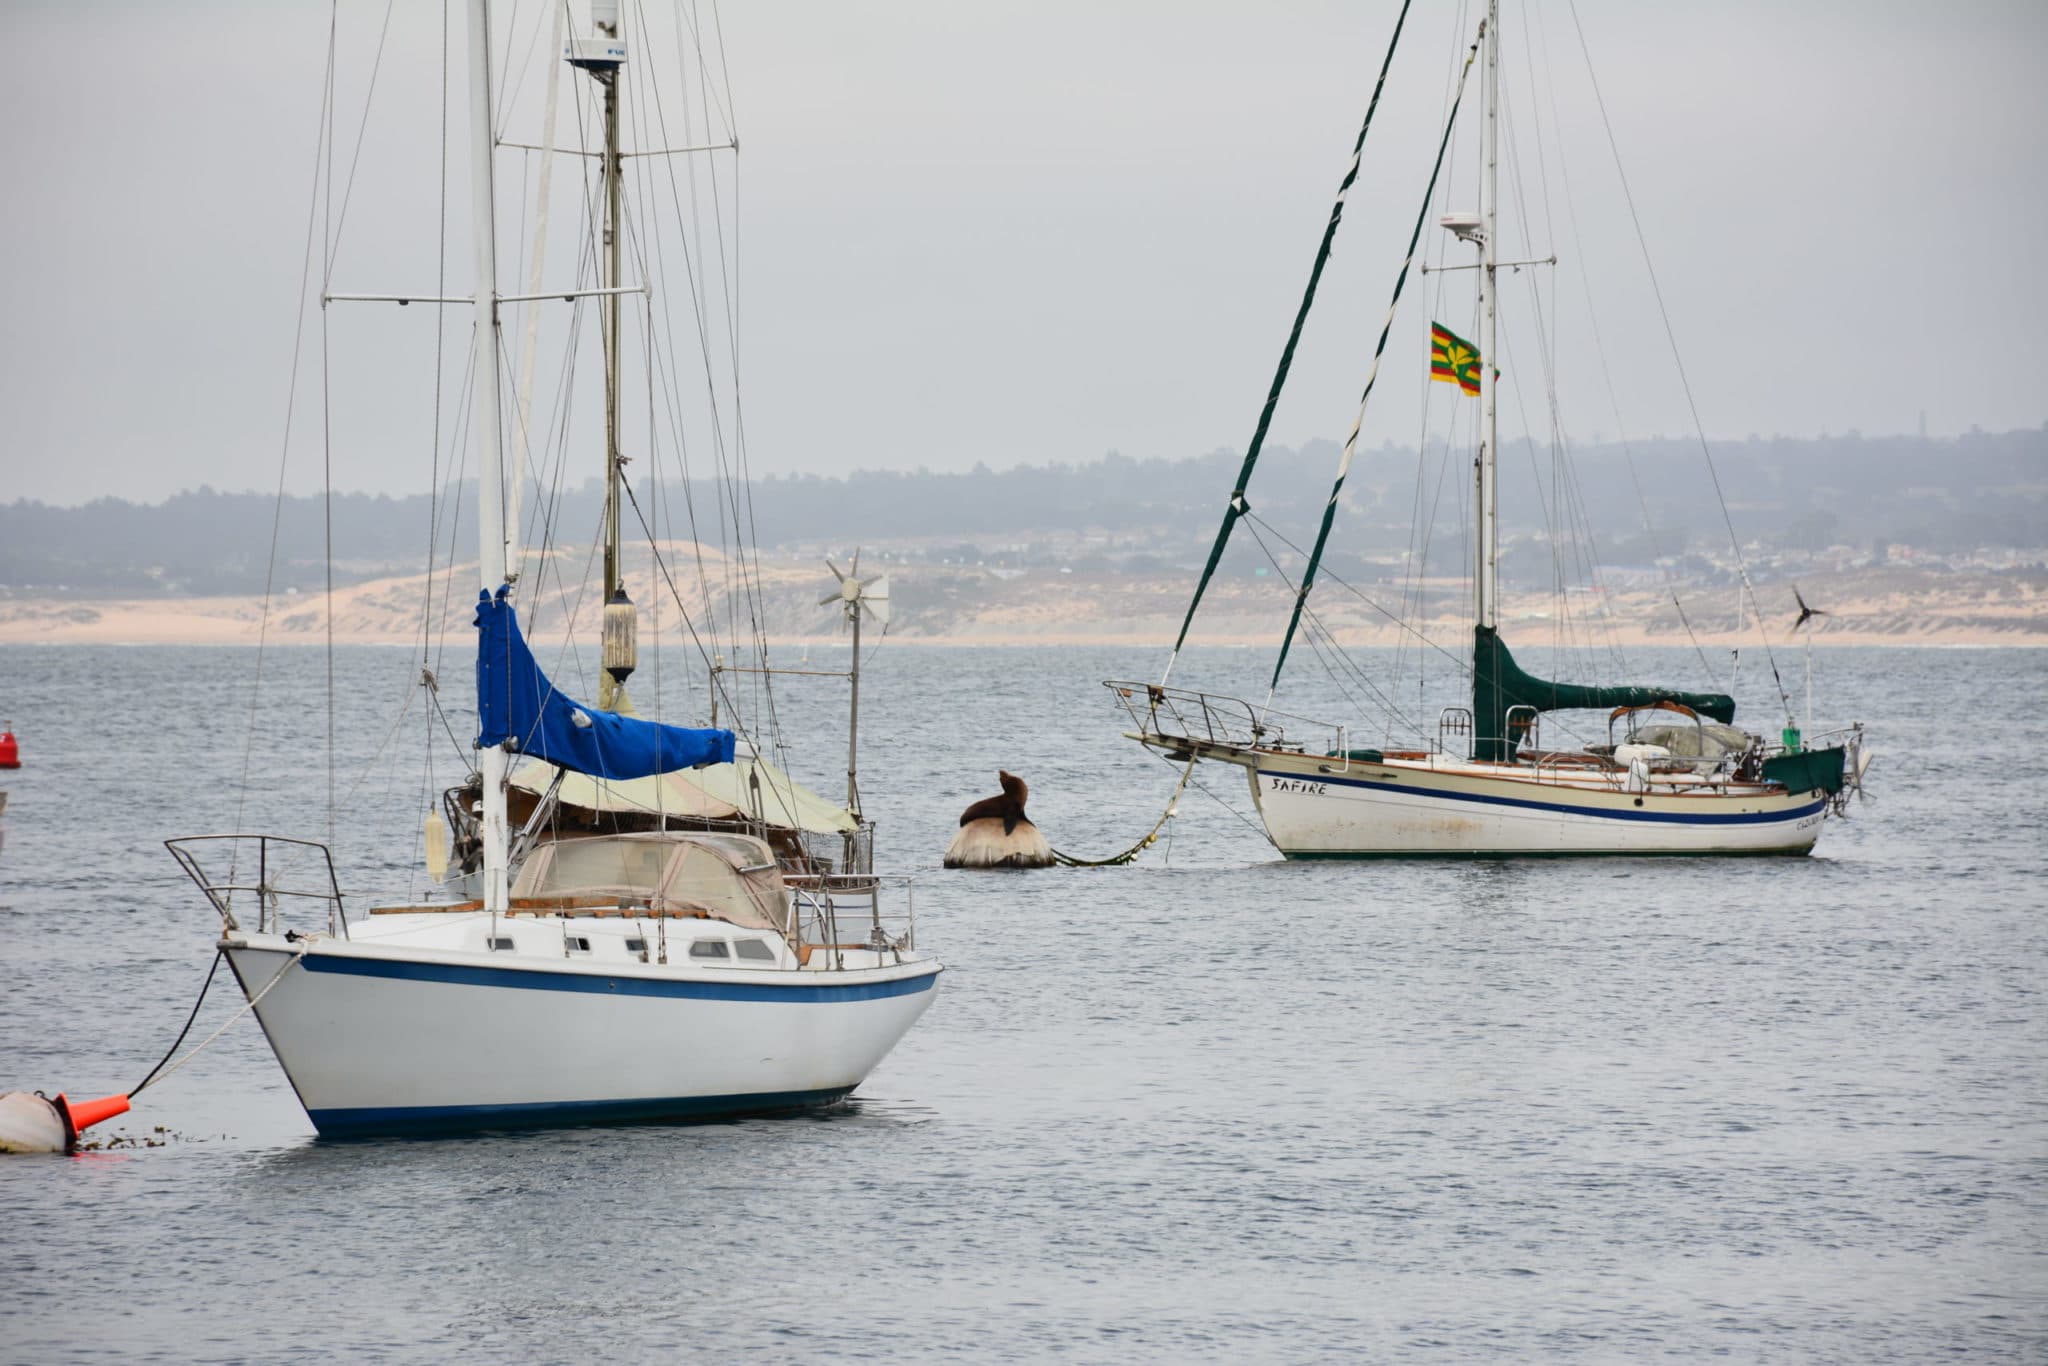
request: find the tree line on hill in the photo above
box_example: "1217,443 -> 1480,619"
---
1,426 -> 2039,596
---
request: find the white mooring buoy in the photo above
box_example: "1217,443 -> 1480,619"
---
943,771 -> 1055,869
0,1091 -> 130,1154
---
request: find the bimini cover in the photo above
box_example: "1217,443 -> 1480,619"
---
511,832 -> 790,932
475,587 -> 735,781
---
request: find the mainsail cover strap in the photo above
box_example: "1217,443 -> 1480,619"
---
1167,0 -> 1416,662
1472,626 -> 1735,762
475,587 -> 735,780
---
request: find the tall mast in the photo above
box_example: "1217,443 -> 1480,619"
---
846,596 -> 862,813
578,0 -> 637,713
467,0 -> 511,914
1475,0 -> 1500,632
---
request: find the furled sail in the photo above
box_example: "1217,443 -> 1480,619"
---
1472,626 -> 1735,763
475,587 -> 735,780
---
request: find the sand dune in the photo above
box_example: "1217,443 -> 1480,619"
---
0,557 -> 2038,648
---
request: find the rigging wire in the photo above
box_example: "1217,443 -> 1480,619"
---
1268,17 -> 1483,699
1563,0 -> 1791,720
615,473 -> 818,830
233,4 -> 340,877
1167,0 -> 1420,677
1248,512 -> 1465,669
629,0 -> 800,771
417,0 -> 455,874
1239,517 -> 1424,738
318,0 -> 346,855
1530,4 -> 1712,685
321,0 -> 399,291
1394,0 -> 1474,736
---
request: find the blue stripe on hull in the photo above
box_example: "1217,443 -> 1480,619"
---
1261,769 -> 1827,826
299,954 -> 941,1002
306,1086 -> 858,1137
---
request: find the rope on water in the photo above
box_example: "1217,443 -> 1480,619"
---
1049,759 -> 1196,867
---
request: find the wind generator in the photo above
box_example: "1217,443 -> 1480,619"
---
820,551 -> 890,825
1790,584 -> 1831,741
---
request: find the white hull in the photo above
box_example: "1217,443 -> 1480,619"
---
224,929 -> 941,1136
1245,754 -> 1826,857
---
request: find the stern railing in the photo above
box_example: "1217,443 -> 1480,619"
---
787,873 -> 917,969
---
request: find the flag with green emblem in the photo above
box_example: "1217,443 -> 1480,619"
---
1429,322 -> 1482,396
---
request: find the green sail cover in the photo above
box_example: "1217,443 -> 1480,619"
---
1471,626 -> 1735,762
1761,747 -> 1847,797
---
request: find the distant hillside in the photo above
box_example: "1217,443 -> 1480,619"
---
2,427 -> 2041,597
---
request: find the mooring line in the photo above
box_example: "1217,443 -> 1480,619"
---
1050,759 -> 1197,867
130,949 -> 305,1098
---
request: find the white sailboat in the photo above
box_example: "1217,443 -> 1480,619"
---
167,0 -> 939,1136
1112,1 -> 1867,859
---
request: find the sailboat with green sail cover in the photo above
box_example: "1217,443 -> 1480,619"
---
1109,0 -> 1867,858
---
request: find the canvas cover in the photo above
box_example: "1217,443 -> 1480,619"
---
1472,626 -> 1737,762
511,832 -> 789,932
510,751 -> 859,836
475,587 -> 735,781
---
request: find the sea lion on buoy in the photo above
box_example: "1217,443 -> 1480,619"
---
943,770 -> 1054,869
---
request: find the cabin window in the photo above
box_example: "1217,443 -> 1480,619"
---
624,938 -> 646,954
688,940 -> 730,960
489,936 -> 515,952
568,937 -> 592,952
733,939 -> 776,963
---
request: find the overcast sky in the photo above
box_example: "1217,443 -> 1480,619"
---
3,0 -> 2044,507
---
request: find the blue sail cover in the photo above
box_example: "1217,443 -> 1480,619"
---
474,587 -> 735,779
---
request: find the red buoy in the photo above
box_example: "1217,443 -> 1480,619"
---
0,726 -> 17,769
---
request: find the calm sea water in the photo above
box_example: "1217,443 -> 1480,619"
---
1,642 -> 2042,1361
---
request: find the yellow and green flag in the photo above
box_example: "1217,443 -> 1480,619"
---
1429,322 -> 1483,396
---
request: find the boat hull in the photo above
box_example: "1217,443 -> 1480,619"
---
1247,756 -> 1828,858
224,938 -> 941,1136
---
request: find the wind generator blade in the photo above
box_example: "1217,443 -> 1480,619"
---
850,547 -> 861,579
861,576 -> 891,625
824,558 -> 847,583
819,591 -> 843,607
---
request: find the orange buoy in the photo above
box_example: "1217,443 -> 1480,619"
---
56,1093 -> 131,1143
0,726 -> 17,769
